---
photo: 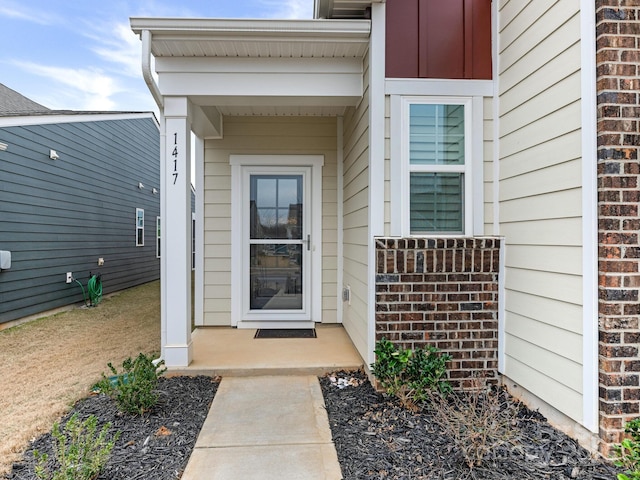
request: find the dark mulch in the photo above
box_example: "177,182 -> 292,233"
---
320,371 -> 620,480
6,376 -> 218,480
6,371 -> 623,480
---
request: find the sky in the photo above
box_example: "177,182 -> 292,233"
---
0,0 -> 314,114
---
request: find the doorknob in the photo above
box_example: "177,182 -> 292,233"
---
306,234 -> 311,251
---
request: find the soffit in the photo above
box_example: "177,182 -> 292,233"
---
216,105 -> 348,117
131,18 -> 371,59
315,0 -> 382,19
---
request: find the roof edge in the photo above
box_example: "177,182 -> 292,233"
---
130,17 -> 371,38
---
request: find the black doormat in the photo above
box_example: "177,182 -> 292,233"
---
254,328 -> 317,339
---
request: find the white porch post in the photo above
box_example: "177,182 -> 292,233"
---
162,97 -> 193,367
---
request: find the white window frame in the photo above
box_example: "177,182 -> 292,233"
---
390,95 -> 484,237
191,212 -> 196,271
156,216 -> 161,258
136,208 -> 144,246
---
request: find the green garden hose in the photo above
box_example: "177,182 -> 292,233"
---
74,274 -> 103,307
87,274 -> 103,306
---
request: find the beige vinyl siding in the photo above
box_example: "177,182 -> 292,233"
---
341,49 -> 370,361
498,0 -> 584,421
203,116 -> 338,326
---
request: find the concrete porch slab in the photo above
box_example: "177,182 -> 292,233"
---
167,324 -> 363,376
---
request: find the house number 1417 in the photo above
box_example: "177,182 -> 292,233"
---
172,132 -> 179,185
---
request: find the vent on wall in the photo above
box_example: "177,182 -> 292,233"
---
342,285 -> 351,304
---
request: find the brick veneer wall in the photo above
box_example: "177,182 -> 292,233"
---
375,237 -> 501,388
596,0 -> 640,455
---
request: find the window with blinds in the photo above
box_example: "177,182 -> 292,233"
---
408,103 -> 466,234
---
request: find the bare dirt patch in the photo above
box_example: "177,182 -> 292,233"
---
0,281 -> 160,476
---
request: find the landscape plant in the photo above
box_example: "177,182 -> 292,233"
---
34,414 -> 119,480
429,377 -> 518,470
371,338 -> 452,410
615,418 -> 640,480
96,352 -> 166,415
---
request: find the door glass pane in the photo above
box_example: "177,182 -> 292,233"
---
410,104 -> 465,165
250,175 -> 302,239
410,172 -> 463,233
250,244 -> 302,310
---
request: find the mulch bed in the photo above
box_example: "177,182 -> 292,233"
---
6,371 -> 623,479
6,376 -> 218,480
320,371 -> 620,480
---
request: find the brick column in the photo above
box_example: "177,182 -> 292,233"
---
375,238 -> 500,389
596,0 -> 640,455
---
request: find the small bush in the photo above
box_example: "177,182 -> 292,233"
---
97,353 -> 166,415
371,338 -> 451,410
429,377 -> 517,470
615,418 -> 640,480
34,414 -> 119,480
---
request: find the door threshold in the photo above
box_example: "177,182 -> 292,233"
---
237,320 -> 315,330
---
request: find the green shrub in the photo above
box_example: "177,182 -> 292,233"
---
97,353 -> 166,415
615,418 -> 640,480
34,414 -> 119,480
371,338 -> 452,409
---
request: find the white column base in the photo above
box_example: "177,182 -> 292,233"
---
163,342 -> 193,368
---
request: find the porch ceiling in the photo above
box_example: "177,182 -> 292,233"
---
216,105 -> 349,117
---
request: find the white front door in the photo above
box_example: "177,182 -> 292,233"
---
244,167 -> 311,321
231,155 -> 323,329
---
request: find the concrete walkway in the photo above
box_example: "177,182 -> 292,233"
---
181,375 -> 343,480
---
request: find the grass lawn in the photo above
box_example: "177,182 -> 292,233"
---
0,281 -> 160,476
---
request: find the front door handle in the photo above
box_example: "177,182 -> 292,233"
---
306,234 -> 311,251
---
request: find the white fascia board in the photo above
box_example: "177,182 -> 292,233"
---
0,112 -> 156,129
155,56 -> 363,74
131,17 -> 370,39
385,78 -> 494,97
158,72 -> 363,100
190,95 -> 360,108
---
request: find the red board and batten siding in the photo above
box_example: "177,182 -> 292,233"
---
386,0 -> 492,80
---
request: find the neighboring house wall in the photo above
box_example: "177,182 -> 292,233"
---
0,115 -> 160,324
497,1 -> 585,423
203,116 -> 338,326
342,49 -> 371,361
596,0 -> 640,453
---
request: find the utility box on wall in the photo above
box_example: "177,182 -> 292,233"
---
0,251 -> 11,270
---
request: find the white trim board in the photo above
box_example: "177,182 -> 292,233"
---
580,0 -> 599,434
385,79 -> 494,97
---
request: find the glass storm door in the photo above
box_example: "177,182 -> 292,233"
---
245,168 -> 311,320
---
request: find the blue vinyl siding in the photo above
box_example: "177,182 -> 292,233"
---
0,115 -> 160,324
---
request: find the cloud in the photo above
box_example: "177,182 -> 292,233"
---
12,61 -> 122,111
0,1 -> 63,25
260,0 -> 314,19
87,22 -> 143,79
